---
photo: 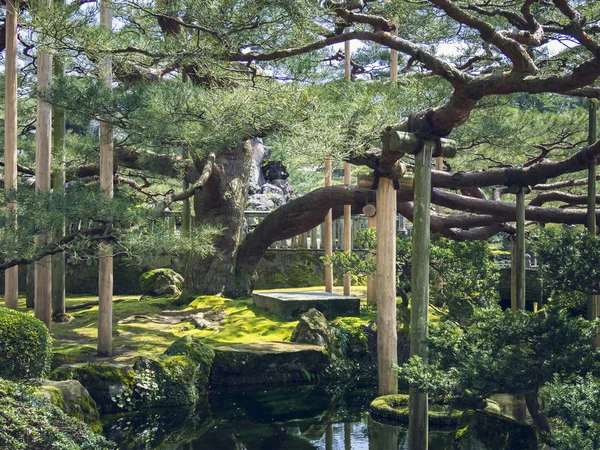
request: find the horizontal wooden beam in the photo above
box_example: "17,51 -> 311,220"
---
385,131 -> 457,158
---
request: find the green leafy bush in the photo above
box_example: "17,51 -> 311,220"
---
0,308 -> 52,380
0,378 -> 114,450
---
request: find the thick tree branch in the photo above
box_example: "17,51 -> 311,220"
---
161,153 -> 215,208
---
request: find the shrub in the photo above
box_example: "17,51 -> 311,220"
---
0,308 -> 52,380
0,378 -> 114,450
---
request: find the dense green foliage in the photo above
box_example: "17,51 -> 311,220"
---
0,378 -> 113,450
0,308 -> 52,380
542,375 -> 600,450
536,226 -> 600,296
332,232 -> 499,308
397,308 -> 599,404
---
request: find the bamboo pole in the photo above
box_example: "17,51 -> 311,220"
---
181,72 -> 192,236
324,158 -> 334,292
408,145 -> 433,450
376,178 -> 398,395
344,162 -> 352,295
98,0 -> 114,356
587,99 -> 599,346
516,189 -> 526,311
4,0 -> 19,310
52,30 -> 67,321
35,50 -> 53,329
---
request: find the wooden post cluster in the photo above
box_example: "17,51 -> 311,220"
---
98,0 -> 114,356
4,0 -> 19,310
35,49 -> 53,328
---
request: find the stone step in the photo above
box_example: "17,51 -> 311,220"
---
252,291 -> 360,320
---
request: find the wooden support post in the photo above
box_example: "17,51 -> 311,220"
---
376,178 -> 398,395
35,50 -> 53,329
516,188 -> 526,311
363,204 -> 377,305
390,28 -> 398,85
326,423 -> 334,450
510,235 -> 517,312
435,156 -> 443,214
98,0 -> 114,356
324,158 -> 333,292
344,162 -> 352,296
344,423 -> 352,450
52,33 -> 66,321
408,145 -> 433,450
291,235 -> 298,248
310,227 -> 318,249
299,232 -> 308,248
587,99 -> 599,346
4,0 -> 19,310
344,35 -> 352,82
367,214 -> 377,305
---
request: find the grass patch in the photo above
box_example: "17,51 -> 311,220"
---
1,285 -> 435,366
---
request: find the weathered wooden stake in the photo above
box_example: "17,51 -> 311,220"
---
4,0 -> 19,310
376,178 -> 398,395
344,36 -> 352,82
408,145 -> 433,450
587,99 -> 599,346
98,0 -> 114,356
324,158 -> 334,292
516,188 -> 526,311
52,34 -> 67,321
344,162 -> 352,295
35,50 -> 53,328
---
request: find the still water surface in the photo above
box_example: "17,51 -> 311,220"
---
102,384 -> 459,449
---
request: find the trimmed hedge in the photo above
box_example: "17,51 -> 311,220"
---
0,378 -> 114,450
0,308 -> 52,380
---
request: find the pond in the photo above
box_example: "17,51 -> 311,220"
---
101,383 -> 458,449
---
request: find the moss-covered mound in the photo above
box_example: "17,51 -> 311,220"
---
50,363 -> 135,413
132,355 -> 198,408
369,394 -> 464,426
40,380 -> 101,433
140,268 -> 184,297
0,308 -> 52,380
455,409 -> 537,450
164,335 -> 215,391
0,378 -> 113,450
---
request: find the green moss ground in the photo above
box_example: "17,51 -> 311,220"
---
1,285 -> 442,365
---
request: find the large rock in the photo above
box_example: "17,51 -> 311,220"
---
210,342 -> 329,387
50,362 -> 135,413
455,410 -> 538,450
291,308 -> 334,347
140,268 -> 184,297
40,379 -> 101,432
132,355 -> 199,408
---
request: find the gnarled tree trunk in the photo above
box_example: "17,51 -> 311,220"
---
186,140 -> 252,294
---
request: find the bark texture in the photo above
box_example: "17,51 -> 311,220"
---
187,140 -> 253,295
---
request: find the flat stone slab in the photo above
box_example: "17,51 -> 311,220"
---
210,342 -> 329,387
252,291 -> 360,320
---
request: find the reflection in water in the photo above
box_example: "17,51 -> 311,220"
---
102,384 -> 456,450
